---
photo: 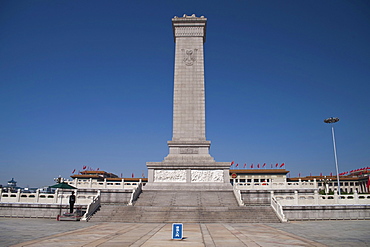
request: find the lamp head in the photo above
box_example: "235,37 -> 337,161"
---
324,117 -> 339,124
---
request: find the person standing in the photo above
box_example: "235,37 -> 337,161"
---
69,191 -> 76,213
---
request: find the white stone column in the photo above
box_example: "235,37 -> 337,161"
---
146,15 -> 231,187
172,21 -> 206,143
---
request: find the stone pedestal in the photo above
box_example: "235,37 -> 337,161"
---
146,14 -> 230,189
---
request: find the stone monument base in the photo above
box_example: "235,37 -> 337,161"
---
143,181 -> 232,191
146,159 -> 231,190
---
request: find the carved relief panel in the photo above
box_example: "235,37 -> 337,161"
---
191,170 -> 224,182
182,49 -> 197,66
154,170 -> 186,182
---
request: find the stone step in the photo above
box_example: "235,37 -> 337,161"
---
90,190 -> 281,223
134,190 -> 239,207
92,207 -> 280,223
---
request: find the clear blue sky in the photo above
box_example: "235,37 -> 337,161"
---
1,1 -> 369,188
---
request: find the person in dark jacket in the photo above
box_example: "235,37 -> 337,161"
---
69,191 -> 76,213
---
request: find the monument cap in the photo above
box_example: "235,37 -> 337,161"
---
172,14 -> 207,43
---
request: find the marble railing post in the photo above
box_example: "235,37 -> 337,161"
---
294,191 -> 299,205
121,179 -> 125,189
354,190 -> 359,204
314,190 -> 319,204
334,190 -> 339,204
55,189 -> 59,203
36,189 -> 40,203
17,189 -> 21,202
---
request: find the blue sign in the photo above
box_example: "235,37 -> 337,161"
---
172,223 -> 183,240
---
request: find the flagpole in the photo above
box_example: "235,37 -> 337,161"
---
324,117 -> 341,195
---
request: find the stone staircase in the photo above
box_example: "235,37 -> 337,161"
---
90,190 -> 281,223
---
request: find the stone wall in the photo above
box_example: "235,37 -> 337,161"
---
241,189 -> 315,205
0,189 -> 135,219
0,203 -> 87,219
283,205 -> 370,220
99,189 -> 133,203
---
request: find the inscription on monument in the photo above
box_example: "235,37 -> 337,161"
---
179,148 -> 199,154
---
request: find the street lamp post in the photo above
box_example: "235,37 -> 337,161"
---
324,117 -> 341,195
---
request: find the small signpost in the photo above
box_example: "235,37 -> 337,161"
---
172,223 -> 183,240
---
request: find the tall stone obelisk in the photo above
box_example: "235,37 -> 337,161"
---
146,14 -> 230,189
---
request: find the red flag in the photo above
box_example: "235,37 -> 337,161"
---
97,168 -> 99,171
275,163 -> 279,167
320,172 -> 322,176
298,173 -> 301,177
257,164 -> 260,168
132,173 -> 134,178
366,177 -> 370,190
280,163 -> 285,168
83,165 -> 87,170
251,164 -> 254,168
235,163 -> 239,167
230,161 -> 234,166
263,163 -> 266,168
243,163 -> 246,168
330,172 -> 333,176
72,169 -> 76,174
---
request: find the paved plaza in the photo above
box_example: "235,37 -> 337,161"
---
1,218 -> 369,247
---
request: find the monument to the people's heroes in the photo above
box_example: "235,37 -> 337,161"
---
146,14 -> 230,189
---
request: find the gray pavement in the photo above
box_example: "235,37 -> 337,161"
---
0,218 -> 369,247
